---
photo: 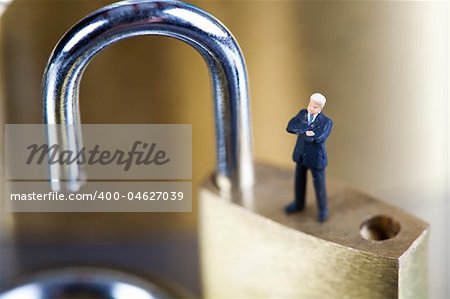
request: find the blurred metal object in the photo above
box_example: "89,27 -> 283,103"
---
0,0 -> 12,17
42,0 -> 253,192
0,267 -> 179,299
200,163 -> 429,298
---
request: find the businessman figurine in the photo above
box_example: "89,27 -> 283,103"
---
285,93 -> 333,222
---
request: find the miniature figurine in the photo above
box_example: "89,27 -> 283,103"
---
285,93 -> 333,222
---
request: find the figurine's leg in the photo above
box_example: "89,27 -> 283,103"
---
295,163 -> 307,209
285,163 -> 307,214
311,168 -> 328,222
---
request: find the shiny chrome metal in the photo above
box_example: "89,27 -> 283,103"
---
42,0 -> 254,192
0,267 -> 178,299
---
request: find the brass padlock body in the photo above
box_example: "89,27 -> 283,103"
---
200,163 -> 428,299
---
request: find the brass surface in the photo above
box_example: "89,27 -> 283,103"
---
200,163 -> 428,298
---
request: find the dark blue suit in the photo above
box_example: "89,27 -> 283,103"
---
286,109 -> 332,221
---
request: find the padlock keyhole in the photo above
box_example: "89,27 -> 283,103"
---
360,215 -> 401,241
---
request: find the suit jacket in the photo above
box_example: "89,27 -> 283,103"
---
286,109 -> 333,169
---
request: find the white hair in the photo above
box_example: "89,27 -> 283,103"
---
310,93 -> 327,108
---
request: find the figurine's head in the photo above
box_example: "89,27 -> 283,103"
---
307,93 -> 326,115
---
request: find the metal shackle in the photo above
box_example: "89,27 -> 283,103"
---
42,0 -> 254,192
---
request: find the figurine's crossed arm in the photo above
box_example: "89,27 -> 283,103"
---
313,119 -> 333,143
286,115 -> 333,144
286,115 -> 306,135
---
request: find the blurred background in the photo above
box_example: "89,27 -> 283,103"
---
0,1 -> 448,298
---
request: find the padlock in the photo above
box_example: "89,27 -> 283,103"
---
200,166 -> 428,299
40,1 -> 428,298
42,0 -> 253,193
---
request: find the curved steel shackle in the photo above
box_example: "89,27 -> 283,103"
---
42,0 -> 254,192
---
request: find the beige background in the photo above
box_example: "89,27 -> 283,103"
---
1,1 -> 448,298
